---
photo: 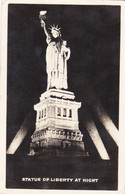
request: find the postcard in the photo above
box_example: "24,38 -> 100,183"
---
0,0 -> 125,193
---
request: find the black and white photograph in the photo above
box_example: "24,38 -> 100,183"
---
1,1 -> 125,193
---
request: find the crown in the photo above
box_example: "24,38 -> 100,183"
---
49,24 -> 61,32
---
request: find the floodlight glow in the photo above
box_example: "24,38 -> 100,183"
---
7,121 -> 28,154
85,120 -> 110,160
96,105 -> 118,146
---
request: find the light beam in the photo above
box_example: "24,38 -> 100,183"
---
96,105 -> 119,146
85,120 -> 110,160
7,121 -> 28,154
7,112 -> 34,154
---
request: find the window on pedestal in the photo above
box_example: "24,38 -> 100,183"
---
68,109 -> 72,118
57,107 -> 61,116
39,109 -> 46,119
39,111 -> 41,119
44,108 -> 46,117
63,108 -> 66,117
57,107 -> 72,118
41,110 -> 43,118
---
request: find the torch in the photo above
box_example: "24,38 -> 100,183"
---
39,10 -> 47,27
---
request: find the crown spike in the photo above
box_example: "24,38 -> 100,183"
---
49,24 -> 61,32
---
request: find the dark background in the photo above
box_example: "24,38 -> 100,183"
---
7,4 -> 120,190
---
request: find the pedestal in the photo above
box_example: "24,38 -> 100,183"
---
29,89 -> 88,158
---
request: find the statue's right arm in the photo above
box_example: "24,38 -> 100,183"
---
41,20 -> 51,44
43,24 -> 48,37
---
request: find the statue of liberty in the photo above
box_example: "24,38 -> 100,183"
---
39,11 -> 71,90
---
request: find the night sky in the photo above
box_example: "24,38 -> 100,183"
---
7,4 -> 120,158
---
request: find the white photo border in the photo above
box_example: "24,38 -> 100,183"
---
0,0 -> 125,193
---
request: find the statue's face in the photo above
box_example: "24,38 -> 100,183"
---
52,29 -> 59,38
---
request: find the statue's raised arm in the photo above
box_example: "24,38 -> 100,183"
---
39,11 -> 71,90
39,11 -> 51,44
40,20 -> 48,37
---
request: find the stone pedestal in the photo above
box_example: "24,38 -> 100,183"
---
29,89 -> 88,158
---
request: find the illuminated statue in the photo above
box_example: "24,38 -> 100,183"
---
39,11 -> 71,90
28,11 -> 88,159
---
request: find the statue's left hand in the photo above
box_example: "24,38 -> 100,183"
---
65,48 -> 71,60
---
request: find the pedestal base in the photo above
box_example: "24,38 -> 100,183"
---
29,146 -> 89,159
